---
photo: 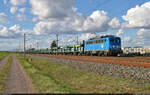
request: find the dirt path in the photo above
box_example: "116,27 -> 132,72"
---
0,56 -> 9,72
5,55 -> 35,93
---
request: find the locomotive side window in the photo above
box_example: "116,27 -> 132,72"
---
86,39 -> 105,44
96,40 -> 99,43
87,41 -> 93,44
101,40 -> 104,43
110,39 -> 114,43
86,41 -> 90,44
96,40 -> 104,43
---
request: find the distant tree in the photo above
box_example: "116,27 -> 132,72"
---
30,48 -> 35,50
51,40 -> 57,48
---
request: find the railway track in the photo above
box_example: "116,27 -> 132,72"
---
33,54 -> 150,68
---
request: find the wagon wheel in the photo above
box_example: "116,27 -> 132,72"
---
98,52 -> 101,56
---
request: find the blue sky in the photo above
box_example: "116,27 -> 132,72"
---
75,0 -> 149,17
0,0 -> 150,51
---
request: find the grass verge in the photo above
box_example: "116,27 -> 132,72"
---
17,55 -> 150,93
0,56 -> 12,93
18,55 -> 78,93
0,52 -> 9,61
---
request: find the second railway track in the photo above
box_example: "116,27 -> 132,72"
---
33,54 -> 150,68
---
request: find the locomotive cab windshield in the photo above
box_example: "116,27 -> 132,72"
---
110,38 -> 121,43
117,38 -> 121,43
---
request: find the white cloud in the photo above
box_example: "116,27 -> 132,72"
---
28,0 -> 121,35
136,29 -> 150,46
0,24 -> 27,38
16,14 -> 26,21
0,38 -> 23,51
32,17 -> 39,22
121,29 -> 150,46
137,28 -> 150,39
19,8 -> 26,13
0,12 -> 9,24
46,37 -> 55,44
10,6 -> 18,14
124,37 -> 132,42
22,29 -> 34,35
123,36 -> 133,47
10,7 -> 26,14
30,0 -> 75,20
122,1 -> 150,29
4,0 -> 7,4
10,0 -> 26,6
108,17 -> 120,29
9,24 -> 20,34
79,33 -> 96,41
58,33 -> 97,45
116,29 -> 124,36
81,10 -> 109,32
32,10 -> 111,35
0,25 -> 13,37
59,35 -> 78,45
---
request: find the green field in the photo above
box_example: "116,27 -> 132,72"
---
0,52 -> 9,61
17,55 -> 150,93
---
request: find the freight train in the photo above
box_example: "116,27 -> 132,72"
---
26,35 -> 123,56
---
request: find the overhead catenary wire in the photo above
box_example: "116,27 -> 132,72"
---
21,0 -> 136,52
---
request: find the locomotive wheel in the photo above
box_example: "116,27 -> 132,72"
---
98,52 -> 101,56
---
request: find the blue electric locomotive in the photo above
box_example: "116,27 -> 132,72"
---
84,35 -> 122,56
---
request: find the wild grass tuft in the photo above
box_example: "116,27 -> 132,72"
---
145,84 -> 150,89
